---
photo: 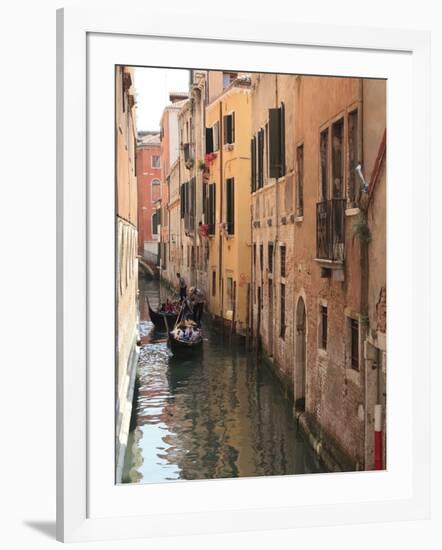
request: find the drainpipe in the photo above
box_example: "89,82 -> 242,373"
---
274,74 -> 280,352
219,100 -> 224,320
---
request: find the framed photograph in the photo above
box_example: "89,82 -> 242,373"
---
56,7 -> 430,543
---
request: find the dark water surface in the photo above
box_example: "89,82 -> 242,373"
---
122,278 -> 327,483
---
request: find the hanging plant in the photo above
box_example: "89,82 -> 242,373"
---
204,152 -> 217,165
353,213 -> 371,243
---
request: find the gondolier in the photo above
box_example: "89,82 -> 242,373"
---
176,272 -> 187,301
189,286 -> 205,325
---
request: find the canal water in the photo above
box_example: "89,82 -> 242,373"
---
122,277 -> 328,483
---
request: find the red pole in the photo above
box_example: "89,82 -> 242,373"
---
374,404 -> 383,470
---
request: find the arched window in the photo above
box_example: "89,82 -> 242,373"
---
151,178 -> 160,186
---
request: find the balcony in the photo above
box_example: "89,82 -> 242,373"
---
316,198 -> 345,269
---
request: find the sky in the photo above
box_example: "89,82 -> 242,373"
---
133,67 -> 190,132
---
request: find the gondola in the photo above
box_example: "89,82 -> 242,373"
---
168,329 -> 203,354
146,296 -> 178,332
168,302 -> 203,355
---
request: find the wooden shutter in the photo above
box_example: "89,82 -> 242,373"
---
208,183 -> 216,234
203,182 -> 207,221
213,121 -> 219,151
180,184 -> 185,218
205,127 -> 213,154
223,114 -> 233,144
258,129 -> 264,188
269,108 -> 281,178
251,137 -> 256,192
280,103 -> 286,176
232,112 -> 235,143
226,178 -> 235,235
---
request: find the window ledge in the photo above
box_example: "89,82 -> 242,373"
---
345,207 -> 360,216
295,215 -> 304,223
317,348 -> 328,359
314,258 -> 344,269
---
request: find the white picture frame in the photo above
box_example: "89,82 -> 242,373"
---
56,7 -> 431,543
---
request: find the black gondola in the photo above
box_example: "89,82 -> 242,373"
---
147,296 -> 178,331
168,330 -> 203,354
168,301 -> 203,354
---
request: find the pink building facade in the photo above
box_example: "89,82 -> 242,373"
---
136,132 -> 161,259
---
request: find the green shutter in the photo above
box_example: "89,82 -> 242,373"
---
226,178 -> 235,235
251,137 -> 256,192
205,127 -> 213,154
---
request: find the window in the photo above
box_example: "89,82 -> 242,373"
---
212,271 -> 216,297
180,183 -> 185,219
253,243 -> 257,270
203,182 -> 208,222
226,277 -> 234,310
320,129 -> 329,200
183,142 -> 191,162
280,245 -> 286,278
213,121 -> 220,151
205,127 -> 213,154
350,318 -> 360,370
265,122 -> 269,179
226,178 -> 235,235
151,155 -> 160,168
348,110 -> 359,206
268,103 -> 285,178
257,128 -> 264,189
332,118 -> 344,198
223,72 -> 238,88
223,113 -> 235,145
268,243 -> 274,273
151,178 -> 160,186
251,135 -> 256,192
319,305 -> 328,350
162,243 -> 167,269
280,284 -> 286,339
208,183 -> 216,235
259,244 -> 263,274
151,211 -> 159,236
285,174 -> 293,213
296,144 -> 304,216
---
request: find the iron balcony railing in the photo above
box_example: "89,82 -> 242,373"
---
316,198 -> 346,262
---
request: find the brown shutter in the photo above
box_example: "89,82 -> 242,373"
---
280,103 -> 286,176
269,108 -> 281,178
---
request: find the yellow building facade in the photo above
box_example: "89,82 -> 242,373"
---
205,77 -> 251,336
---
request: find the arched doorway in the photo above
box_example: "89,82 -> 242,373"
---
294,297 -> 306,411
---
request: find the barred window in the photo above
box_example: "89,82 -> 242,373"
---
280,245 -> 286,278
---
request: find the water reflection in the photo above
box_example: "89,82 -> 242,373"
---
122,278 -> 327,483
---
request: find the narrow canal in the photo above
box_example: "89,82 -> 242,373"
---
122,277 -> 328,483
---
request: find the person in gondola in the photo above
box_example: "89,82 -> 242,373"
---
188,286 -> 205,326
176,272 -> 187,301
